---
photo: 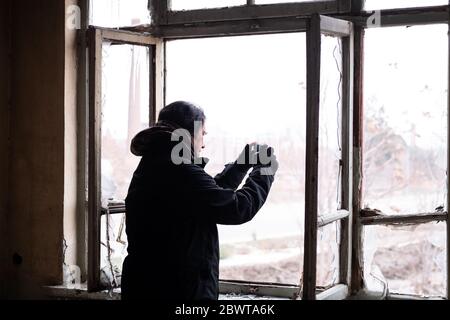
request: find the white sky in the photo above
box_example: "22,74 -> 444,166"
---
364,24 -> 448,150
166,33 -> 307,137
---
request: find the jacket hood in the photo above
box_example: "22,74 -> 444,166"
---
130,121 -> 209,168
130,122 -> 176,157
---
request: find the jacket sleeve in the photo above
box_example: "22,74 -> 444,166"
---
181,164 -> 274,225
213,162 -> 249,191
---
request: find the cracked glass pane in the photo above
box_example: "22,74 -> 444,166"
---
100,213 -> 128,288
363,25 -> 448,215
90,0 -> 151,27
317,221 -> 340,288
166,33 -> 306,285
364,222 -> 446,297
318,34 -> 343,219
364,0 -> 447,11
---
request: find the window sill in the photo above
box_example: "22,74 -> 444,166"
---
44,285 -> 353,300
43,284 -> 121,300
43,284 -> 288,301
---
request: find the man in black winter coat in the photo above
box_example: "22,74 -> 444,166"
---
121,101 -> 278,300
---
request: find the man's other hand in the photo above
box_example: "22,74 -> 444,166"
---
254,144 -> 279,176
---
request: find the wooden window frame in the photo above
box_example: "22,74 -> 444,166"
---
148,0 -> 352,39
87,27 -> 162,291
165,0 -> 352,24
83,0 -> 450,300
350,2 -> 450,300
302,14 -> 354,300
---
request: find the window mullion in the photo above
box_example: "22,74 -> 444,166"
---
339,27 -> 354,287
447,16 -> 450,300
302,14 -> 322,301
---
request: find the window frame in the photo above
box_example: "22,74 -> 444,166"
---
86,27 -> 162,291
149,0 -> 352,39
302,13 -> 354,300
83,0 -> 450,300
351,3 -> 450,300
165,0 -> 352,24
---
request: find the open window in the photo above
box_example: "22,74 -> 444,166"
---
163,14 -> 353,300
87,27 -> 159,291
302,14 -> 353,300
86,0 -> 355,298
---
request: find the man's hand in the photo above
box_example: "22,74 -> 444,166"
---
254,144 -> 279,176
235,143 -> 279,176
235,143 -> 259,170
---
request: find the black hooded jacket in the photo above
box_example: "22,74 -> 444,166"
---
121,122 -> 275,300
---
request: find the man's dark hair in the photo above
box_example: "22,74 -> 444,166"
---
158,101 -> 206,135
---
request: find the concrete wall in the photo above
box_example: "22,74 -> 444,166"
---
6,0 -> 67,298
0,0 -> 11,300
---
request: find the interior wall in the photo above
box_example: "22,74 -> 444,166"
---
6,0 -> 66,298
0,0 -> 11,300
64,0 -> 80,280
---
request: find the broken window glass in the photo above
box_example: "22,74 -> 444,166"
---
166,33 -> 306,285
364,222 -> 446,297
90,0 -> 151,27
100,212 -> 128,288
364,0 -> 447,11
317,221 -> 340,289
171,0 -> 245,10
363,25 -> 448,215
318,34 -> 343,219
